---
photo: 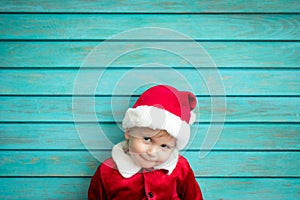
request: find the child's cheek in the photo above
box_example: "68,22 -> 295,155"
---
158,150 -> 173,162
130,139 -> 147,154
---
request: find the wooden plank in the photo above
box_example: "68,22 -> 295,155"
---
0,151 -> 299,176
0,42 -> 299,68
1,178 -> 299,199
1,14 -> 299,40
1,123 -> 299,150
199,178 -> 300,199
0,178 -> 89,199
1,97 -> 299,122
1,69 -> 299,95
0,178 -> 299,199
0,0 -> 299,13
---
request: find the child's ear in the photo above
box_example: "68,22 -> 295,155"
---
124,130 -> 130,140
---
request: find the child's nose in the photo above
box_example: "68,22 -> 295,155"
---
147,145 -> 159,156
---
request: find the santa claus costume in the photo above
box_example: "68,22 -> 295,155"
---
88,85 -> 203,200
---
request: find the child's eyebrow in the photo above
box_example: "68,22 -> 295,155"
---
152,137 -> 176,145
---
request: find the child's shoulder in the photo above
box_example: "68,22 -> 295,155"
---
95,158 -> 118,174
177,155 -> 191,166
171,155 -> 195,180
101,157 -> 117,168
172,155 -> 193,174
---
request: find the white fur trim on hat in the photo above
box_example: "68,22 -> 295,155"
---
189,111 -> 196,125
122,106 -> 191,149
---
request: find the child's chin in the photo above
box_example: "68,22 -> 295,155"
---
138,161 -> 158,169
141,164 -> 156,169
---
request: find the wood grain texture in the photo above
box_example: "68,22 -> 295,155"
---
0,178 -> 90,199
199,178 -> 300,200
1,123 -> 299,150
1,178 -> 299,199
0,42 -> 299,68
1,14 -> 299,40
1,69 -> 299,95
1,1 -> 299,199
1,151 -> 299,177
1,96 -> 299,122
0,0 -> 299,13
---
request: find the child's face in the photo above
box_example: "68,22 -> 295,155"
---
125,127 -> 176,169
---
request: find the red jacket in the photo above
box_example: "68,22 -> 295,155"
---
88,156 -> 203,200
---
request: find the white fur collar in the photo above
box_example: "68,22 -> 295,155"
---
112,141 -> 179,178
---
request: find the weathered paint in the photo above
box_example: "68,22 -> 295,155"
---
0,0 -> 299,199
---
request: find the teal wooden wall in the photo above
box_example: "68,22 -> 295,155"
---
1,0 -> 300,199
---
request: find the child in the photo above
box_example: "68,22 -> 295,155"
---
88,85 -> 203,199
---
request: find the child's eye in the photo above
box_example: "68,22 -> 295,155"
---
161,144 -> 170,149
143,137 -> 152,143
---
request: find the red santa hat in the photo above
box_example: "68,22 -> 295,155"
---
122,85 -> 197,149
